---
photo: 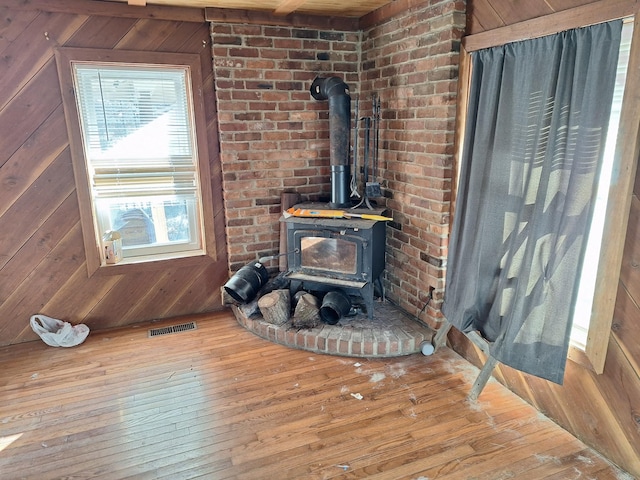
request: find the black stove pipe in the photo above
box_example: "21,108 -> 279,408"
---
310,76 -> 351,208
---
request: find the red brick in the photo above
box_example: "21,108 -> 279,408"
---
263,26 -> 292,38
260,49 -> 289,60
274,38 -> 303,49
246,59 -> 276,69
232,24 -> 262,35
246,36 -> 273,47
228,47 -> 260,58
304,332 -> 318,350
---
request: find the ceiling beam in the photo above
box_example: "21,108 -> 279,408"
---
205,7 -> 359,30
1,0 -> 204,22
360,0 -> 430,30
274,0 -> 308,16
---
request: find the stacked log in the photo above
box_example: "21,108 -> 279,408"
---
258,289 -> 290,325
292,292 -> 320,328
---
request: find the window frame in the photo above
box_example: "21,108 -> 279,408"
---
451,2 -> 640,374
55,47 -> 218,276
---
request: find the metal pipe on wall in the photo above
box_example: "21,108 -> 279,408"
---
310,76 -> 351,208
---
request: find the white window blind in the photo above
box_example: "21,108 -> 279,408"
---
72,63 -> 205,260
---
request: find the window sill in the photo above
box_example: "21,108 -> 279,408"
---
93,251 -> 215,276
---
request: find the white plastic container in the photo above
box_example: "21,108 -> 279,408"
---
102,230 -> 123,264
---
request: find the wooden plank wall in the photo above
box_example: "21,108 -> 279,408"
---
0,0 -> 228,347
449,0 -> 640,477
466,0 -> 602,34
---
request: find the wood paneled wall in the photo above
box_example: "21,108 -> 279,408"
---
0,0 -> 228,347
448,0 -> 640,477
466,0 -> 602,34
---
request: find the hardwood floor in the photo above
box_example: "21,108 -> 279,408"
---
0,311 -> 632,479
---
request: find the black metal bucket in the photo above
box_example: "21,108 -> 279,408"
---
320,290 -> 352,325
224,261 -> 269,304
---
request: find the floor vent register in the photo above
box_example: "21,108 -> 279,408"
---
148,321 -> 197,338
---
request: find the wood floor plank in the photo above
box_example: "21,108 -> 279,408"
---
0,310 -> 632,479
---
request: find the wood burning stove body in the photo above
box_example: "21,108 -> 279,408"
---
284,214 -> 386,319
284,76 -> 386,320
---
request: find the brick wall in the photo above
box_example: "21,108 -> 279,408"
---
210,0 -> 465,328
360,0 -> 465,327
210,23 -> 360,270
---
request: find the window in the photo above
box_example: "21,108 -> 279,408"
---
73,64 -> 203,259
570,19 -> 634,351
56,48 -> 216,275
454,7 -> 640,374
443,20 -> 622,384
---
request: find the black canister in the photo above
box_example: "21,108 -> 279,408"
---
223,261 -> 269,304
320,290 -> 352,325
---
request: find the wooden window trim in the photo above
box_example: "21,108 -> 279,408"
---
453,0 -> 640,374
462,0 -> 638,53
55,47 -> 218,277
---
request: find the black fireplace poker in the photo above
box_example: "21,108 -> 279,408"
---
310,76 -> 351,208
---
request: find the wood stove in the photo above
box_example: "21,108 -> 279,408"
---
280,76 -> 386,320
283,207 -> 386,319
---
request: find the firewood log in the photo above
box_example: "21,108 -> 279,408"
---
258,289 -> 290,325
292,293 -> 320,328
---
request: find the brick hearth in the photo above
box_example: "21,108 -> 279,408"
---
231,301 -> 435,358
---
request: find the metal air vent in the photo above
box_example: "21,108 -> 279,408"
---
148,321 -> 197,337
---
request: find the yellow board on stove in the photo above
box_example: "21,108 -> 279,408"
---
286,208 -> 392,222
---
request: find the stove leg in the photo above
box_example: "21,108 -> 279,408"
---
289,279 -> 303,297
361,282 -> 375,320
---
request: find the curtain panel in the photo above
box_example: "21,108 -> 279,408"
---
442,21 -> 622,384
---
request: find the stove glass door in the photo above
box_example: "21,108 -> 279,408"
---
300,236 -> 357,275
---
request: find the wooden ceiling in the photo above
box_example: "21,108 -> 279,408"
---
109,0 -> 396,17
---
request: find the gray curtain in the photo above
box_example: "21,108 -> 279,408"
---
442,21 -> 622,384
